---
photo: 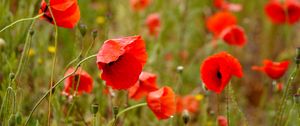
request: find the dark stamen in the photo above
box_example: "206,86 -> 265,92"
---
216,71 -> 222,79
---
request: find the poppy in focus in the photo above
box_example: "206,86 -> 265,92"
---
130,0 -> 151,11
128,72 -> 159,100
147,86 -> 176,120
252,60 -> 289,80
264,0 -> 300,24
146,13 -> 161,37
63,67 -> 93,96
97,36 -> 147,90
176,95 -> 199,114
200,52 -> 243,94
39,0 -> 81,28
220,25 -> 247,47
218,116 -> 228,126
214,0 -> 243,12
206,11 -> 237,36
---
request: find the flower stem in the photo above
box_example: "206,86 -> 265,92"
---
23,54 -> 96,126
47,3 -> 58,126
0,13 -> 43,33
226,84 -> 230,126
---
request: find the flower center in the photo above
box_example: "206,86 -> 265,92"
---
216,71 -> 222,79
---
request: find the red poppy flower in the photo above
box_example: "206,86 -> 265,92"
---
176,95 -> 199,114
217,116 -> 228,126
276,82 -> 283,91
146,13 -> 161,37
128,72 -> 158,100
206,11 -> 237,36
130,0 -> 151,11
252,60 -> 289,80
63,67 -> 93,96
97,36 -> 147,90
214,0 -> 242,12
220,25 -> 247,47
264,0 -> 300,24
200,52 -> 243,94
39,0 -> 80,28
146,86 -> 176,120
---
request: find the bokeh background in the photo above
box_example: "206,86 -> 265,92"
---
0,0 -> 300,125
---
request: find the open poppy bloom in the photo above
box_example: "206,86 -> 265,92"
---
220,25 -> 247,47
252,60 -> 289,80
146,13 -> 161,37
128,72 -> 159,100
130,0 -> 151,11
176,95 -> 199,114
200,52 -> 243,94
217,116 -> 228,126
214,0 -> 243,12
206,11 -> 237,36
39,0 -> 80,28
147,86 -> 176,120
97,36 -> 147,90
265,0 -> 300,24
63,67 -> 93,96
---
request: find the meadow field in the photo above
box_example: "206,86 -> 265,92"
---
0,0 -> 300,126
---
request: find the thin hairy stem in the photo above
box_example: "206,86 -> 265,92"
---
23,54 -> 96,126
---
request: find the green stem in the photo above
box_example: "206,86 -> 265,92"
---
0,13 -> 43,33
23,54 -> 97,126
275,66 -> 299,126
47,3 -> 59,126
229,85 -> 249,126
226,84 -> 230,126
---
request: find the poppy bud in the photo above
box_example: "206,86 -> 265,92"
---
182,110 -> 190,125
29,29 -> 34,36
92,30 -> 98,39
177,66 -> 184,74
113,106 -> 119,119
294,94 -> 300,104
296,47 -> 300,65
9,73 -> 15,80
91,103 -> 99,115
78,23 -> 87,37
0,38 -> 6,49
15,112 -> 22,125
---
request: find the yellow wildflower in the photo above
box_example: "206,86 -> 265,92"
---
48,46 -> 56,54
96,16 -> 105,24
195,94 -> 204,101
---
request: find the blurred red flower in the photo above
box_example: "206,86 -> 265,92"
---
63,67 -> 93,96
220,25 -> 247,47
214,0 -> 242,12
200,52 -> 243,94
128,72 -> 158,100
252,60 -> 289,80
217,116 -> 228,126
146,13 -> 161,37
97,36 -> 147,90
176,95 -> 199,114
276,82 -> 283,91
39,0 -> 80,28
206,11 -> 237,36
147,86 -> 176,120
265,0 -> 300,24
130,0 -> 151,11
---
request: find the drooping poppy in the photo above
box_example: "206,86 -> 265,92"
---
200,52 -> 243,94
128,72 -> 158,100
130,0 -> 151,11
264,0 -> 300,24
146,13 -> 161,37
252,60 -> 289,80
206,11 -> 237,36
146,86 -> 176,120
213,0 -> 242,12
63,67 -> 93,96
217,116 -> 228,126
97,36 -> 147,90
39,0 -> 81,28
176,95 -> 199,114
220,25 -> 247,47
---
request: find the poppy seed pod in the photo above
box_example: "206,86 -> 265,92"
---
9,73 -> 15,80
296,47 -> 300,65
182,110 -> 190,125
92,30 -> 98,39
29,29 -> 34,36
113,106 -> 119,119
78,24 -> 87,37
